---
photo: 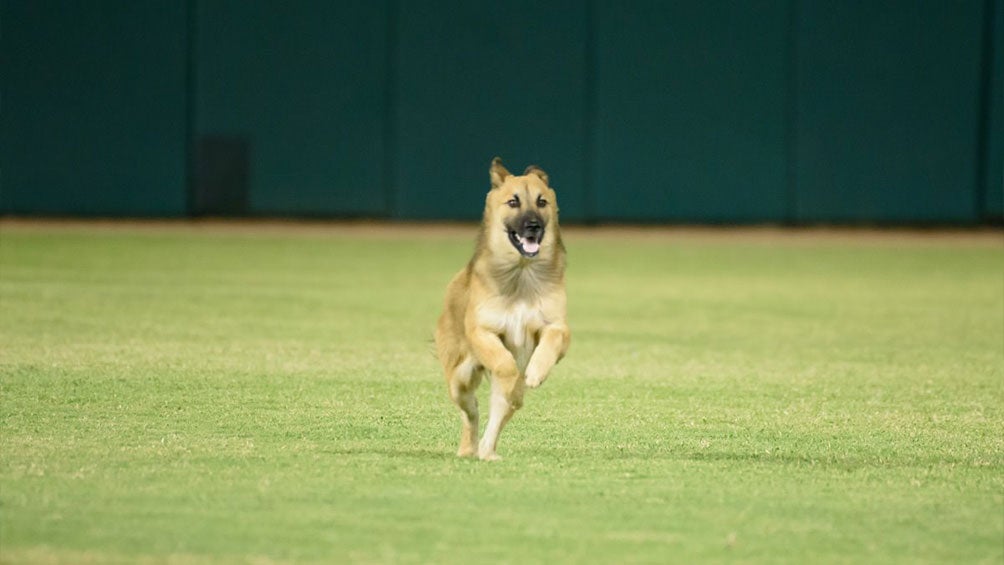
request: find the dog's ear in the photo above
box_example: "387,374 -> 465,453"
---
490,157 -> 511,189
524,165 -> 549,186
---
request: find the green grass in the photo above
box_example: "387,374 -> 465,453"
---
1,223 -> 1002,564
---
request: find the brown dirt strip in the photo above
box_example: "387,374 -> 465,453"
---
0,218 -> 1001,247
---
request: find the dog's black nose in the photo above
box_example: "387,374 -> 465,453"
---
523,217 -> 542,233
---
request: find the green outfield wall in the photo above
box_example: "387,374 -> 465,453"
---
2,1 -> 1001,223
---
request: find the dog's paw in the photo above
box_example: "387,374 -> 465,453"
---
524,372 -> 546,389
477,440 -> 502,461
478,451 -> 502,462
457,446 -> 477,458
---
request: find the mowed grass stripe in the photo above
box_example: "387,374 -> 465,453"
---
1,224 -> 1001,563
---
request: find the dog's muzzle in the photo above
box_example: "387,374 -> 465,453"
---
507,213 -> 544,258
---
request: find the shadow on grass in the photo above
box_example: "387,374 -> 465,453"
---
521,446 -> 993,471
683,450 -> 997,470
316,442 -> 996,471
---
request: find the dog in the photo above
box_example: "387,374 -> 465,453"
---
435,157 -> 570,461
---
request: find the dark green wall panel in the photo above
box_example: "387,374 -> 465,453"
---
196,1 -> 389,216
593,1 -> 790,222
795,1 -> 985,223
982,0 -> 1003,222
1,1 -> 188,216
394,0 -> 589,221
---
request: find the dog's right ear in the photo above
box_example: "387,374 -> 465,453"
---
490,157 -> 511,189
523,165 -> 549,186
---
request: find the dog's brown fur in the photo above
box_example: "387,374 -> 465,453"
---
435,158 -> 570,461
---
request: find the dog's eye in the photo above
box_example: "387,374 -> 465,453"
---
536,196 -> 547,208
507,197 -> 520,208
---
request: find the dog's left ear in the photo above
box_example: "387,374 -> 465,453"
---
524,165 -> 549,186
490,157 -> 511,189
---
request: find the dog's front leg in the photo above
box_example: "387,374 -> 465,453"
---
468,327 -> 522,461
524,323 -> 570,389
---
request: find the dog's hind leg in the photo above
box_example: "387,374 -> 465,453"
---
448,356 -> 482,458
478,373 -> 524,461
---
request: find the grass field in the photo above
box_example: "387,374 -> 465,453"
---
1,221 -> 1001,564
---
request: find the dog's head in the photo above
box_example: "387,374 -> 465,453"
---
483,157 -> 560,260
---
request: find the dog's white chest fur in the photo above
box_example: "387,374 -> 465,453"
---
479,299 -> 544,372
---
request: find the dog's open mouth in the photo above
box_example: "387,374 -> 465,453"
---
508,230 -> 542,257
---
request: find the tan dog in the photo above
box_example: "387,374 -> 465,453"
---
435,157 -> 570,461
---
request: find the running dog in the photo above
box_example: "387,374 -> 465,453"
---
435,157 -> 570,461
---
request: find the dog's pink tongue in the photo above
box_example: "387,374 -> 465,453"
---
521,238 -> 540,254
